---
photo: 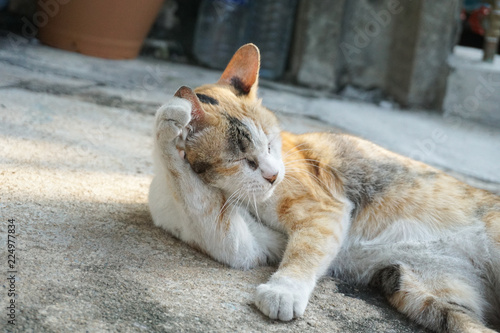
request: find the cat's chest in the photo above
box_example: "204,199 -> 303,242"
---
250,198 -> 286,233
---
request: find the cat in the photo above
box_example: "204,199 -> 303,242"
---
148,44 -> 500,333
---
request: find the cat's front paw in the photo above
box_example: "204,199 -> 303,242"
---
255,276 -> 313,321
155,97 -> 192,145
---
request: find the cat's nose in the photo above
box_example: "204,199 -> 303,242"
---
263,171 -> 278,185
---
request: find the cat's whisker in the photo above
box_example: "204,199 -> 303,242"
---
286,161 -> 336,180
285,157 -> 325,165
216,187 -> 247,237
284,167 -> 333,190
219,189 -> 241,216
282,147 -> 323,160
243,192 -> 251,213
267,131 -> 281,144
287,169 -> 332,189
226,180 -> 250,222
284,160 -> 334,175
281,143 -> 312,159
212,187 -> 244,231
220,190 -> 239,213
252,193 -> 260,222
281,143 -> 311,158
284,161 -> 333,175
285,158 -> 323,164
280,173 -> 306,189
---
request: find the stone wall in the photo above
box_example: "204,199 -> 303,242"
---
290,0 -> 346,90
386,0 -> 461,109
443,46 -> 500,128
291,0 -> 462,111
338,0 -> 397,90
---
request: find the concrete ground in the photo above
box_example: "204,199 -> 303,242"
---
0,37 -> 499,332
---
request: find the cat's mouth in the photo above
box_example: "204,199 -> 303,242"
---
253,184 -> 277,202
232,185 -> 274,204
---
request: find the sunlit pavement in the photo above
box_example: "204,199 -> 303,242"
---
0,37 -> 497,332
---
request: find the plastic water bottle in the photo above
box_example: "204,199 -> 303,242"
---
193,0 -> 298,80
245,0 -> 298,79
193,0 -> 250,69
0,0 -> 9,10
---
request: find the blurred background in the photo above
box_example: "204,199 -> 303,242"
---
1,0 -> 499,127
1,2 -> 499,331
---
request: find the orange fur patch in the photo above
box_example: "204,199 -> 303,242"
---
217,194 -> 231,232
216,164 -> 240,177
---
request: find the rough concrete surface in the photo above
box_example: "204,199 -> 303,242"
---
293,0 -> 345,90
340,0 -> 395,90
444,46 -> 500,128
1,38 -> 499,332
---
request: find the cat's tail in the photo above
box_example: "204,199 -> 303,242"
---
371,264 -> 496,333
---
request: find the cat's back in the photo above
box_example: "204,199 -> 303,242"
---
281,131 -> 499,244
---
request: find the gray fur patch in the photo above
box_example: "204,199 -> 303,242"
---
370,264 -> 402,295
337,149 -> 410,216
196,93 -> 219,105
230,76 -> 251,95
191,161 -> 212,174
225,114 -> 254,155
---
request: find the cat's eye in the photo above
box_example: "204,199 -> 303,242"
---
246,159 -> 258,170
268,143 -> 271,153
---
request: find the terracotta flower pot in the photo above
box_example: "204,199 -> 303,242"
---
38,0 -> 164,59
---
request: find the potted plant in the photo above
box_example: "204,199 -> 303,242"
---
38,0 -> 164,59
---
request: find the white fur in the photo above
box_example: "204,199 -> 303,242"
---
148,98 -> 287,270
255,276 -> 315,321
216,118 -> 285,203
331,222 -> 500,325
254,198 -> 354,321
149,97 -> 500,328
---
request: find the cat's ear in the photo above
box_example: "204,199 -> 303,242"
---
174,86 -> 206,130
217,43 -> 260,99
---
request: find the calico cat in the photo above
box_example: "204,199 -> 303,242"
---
148,44 -> 500,332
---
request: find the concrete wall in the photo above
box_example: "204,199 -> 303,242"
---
291,0 -> 462,111
386,0 -> 461,109
290,0 -> 346,90
338,0 -> 396,90
443,46 -> 500,128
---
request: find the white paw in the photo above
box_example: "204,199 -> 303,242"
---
155,97 -> 192,143
255,276 -> 313,321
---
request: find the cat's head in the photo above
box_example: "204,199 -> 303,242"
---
176,44 -> 285,202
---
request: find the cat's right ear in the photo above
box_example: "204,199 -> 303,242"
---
174,86 -> 207,131
217,43 -> 260,100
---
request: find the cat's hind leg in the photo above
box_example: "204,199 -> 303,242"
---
486,243 -> 500,328
371,264 -> 496,333
481,208 -> 500,327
